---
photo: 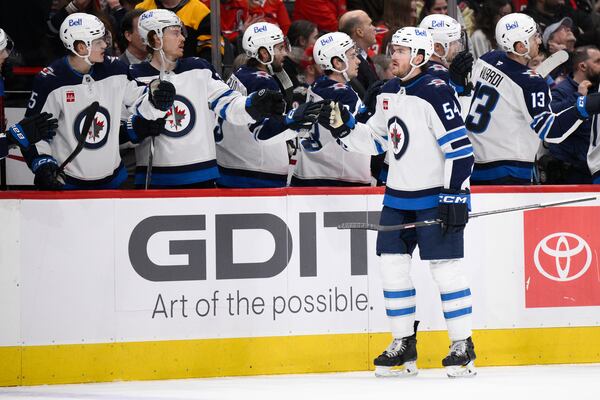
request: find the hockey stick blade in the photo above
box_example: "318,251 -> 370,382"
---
58,101 -> 100,173
535,50 -> 568,78
337,196 -> 597,232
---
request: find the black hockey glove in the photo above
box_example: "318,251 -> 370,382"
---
149,79 -> 176,111
576,93 -> 600,119
449,50 -> 474,96
317,101 -> 355,139
284,101 -> 326,130
438,189 -> 470,234
128,115 -> 166,143
32,156 -> 65,190
245,89 -> 286,121
363,80 -> 386,115
6,112 -> 58,151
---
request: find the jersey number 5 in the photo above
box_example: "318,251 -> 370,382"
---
465,83 -> 499,134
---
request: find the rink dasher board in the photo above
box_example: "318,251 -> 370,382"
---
1,186 -> 599,386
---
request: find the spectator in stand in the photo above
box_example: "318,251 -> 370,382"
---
543,17 -> 576,54
47,0 -> 120,56
374,0 -> 418,55
418,0 -> 449,22
537,45 -> 600,184
372,53 -> 395,80
470,0 -> 513,59
524,0 -> 598,45
339,10 -> 378,97
121,0 -> 143,10
136,0 -> 214,60
293,0 -> 347,33
543,17 -> 576,84
284,20 -> 319,87
219,0 -> 250,45
118,9 -> 148,65
347,0 -> 384,22
248,0 -> 291,35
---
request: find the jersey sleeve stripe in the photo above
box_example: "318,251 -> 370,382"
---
445,146 -> 473,159
537,114 -> 556,140
209,89 -> 235,110
437,127 -> 467,146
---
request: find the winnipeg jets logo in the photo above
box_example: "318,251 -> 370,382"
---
428,78 -> 446,87
523,69 -> 541,78
333,82 -> 346,90
163,94 -> 196,138
387,116 -> 409,160
73,105 -> 111,150
429,64 -> 448,72
40,67 -> 55,77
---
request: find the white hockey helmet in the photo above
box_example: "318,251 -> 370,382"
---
388,27 -> 434,68
495,13 -> 538,58
312,32 -> 355,73
0,28 -> 14,55
419,14 -> 464,60
242,22 -> 288,65
60,13 -> 106,55
138,9 -> 182,49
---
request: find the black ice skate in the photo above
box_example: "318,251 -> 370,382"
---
442,336 -> 477,378
373,321 -> 419,377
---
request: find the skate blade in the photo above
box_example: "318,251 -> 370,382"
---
445,361 -> 477,378
375,361 -> 418,378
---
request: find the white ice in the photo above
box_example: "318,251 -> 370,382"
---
1,364 -> 599,400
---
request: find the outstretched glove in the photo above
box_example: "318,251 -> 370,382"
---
128,115 -> 166,143
449,50 -> 474,96
32,156 -> 64,190
438,189 -> 469,234
576,93 -> 600,119
6,112 -> 58,151
245,89 -> 286,121
317,101 -> 355,139
285,101 -> 326,130
149,79 -> 176,111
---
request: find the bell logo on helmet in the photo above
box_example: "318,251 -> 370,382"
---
141,12 -> 153,20
431,20 -> 445,28
505,21 -> 519,30
415,29 -> 427,36
69,18 -> 82,27
320,35 -> 334,46
253,25 -> 268,33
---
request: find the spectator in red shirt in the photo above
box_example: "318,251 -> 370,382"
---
293,0 -> 347,33
248,0 -> 291,34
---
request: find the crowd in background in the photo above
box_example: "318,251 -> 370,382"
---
0,0 -> 599,188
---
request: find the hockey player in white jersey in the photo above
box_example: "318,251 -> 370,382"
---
23,13 -> 175,190
290,32 -> 372,186
466,13 -> 600,185
130,11 -> 286,188
419,14 -> 474,99
318,27 -> 476,378
216,22 -> 323,188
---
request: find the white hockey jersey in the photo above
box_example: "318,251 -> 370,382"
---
25,56 -> 165,188
588,89 -> 600,184
466,51 -> 584,183
216,65 -> 295,188
338,73 -> 474,210
129,57 -> 255,186
292,76 -> 371,186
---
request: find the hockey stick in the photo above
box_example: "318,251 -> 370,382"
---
58,101 -> 100,173
534,50 -> 568,78
337,196 -> 597,232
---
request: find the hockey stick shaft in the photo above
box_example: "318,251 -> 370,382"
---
58,101 -> 100,173
337,196 -> 597,232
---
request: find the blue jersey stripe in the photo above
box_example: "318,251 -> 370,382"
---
383,289 -> 416,299
437,127 -> 467,146
386,306 -> 416,317
445,146 -> 473,159
440,288 -> 471,301
443,306 -> 472,319
210,89 -> 234,110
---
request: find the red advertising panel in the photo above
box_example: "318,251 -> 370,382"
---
524,206 -> 600,308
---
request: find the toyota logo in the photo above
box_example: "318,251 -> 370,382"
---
533,232 -> 592,282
